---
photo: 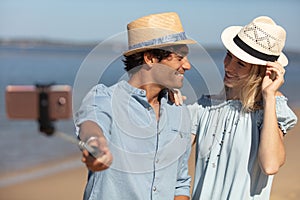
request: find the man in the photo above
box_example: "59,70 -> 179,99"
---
75,12 -> 196,200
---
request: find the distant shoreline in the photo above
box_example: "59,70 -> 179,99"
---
1,38 -> 300,54
0,38 -> 241,53
0,38 -> 97,48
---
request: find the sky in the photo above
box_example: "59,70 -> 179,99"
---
1,0 -> 300,51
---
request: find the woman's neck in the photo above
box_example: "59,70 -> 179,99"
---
225,86 -> 240,100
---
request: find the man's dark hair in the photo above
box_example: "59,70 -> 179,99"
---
122,49 -> 172,73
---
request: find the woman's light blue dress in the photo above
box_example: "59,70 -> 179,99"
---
188,95 -> 297,200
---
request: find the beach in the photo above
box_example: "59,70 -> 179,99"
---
269,108 -> 300,200
0,109 -> 299,200
0,154 -> 87,200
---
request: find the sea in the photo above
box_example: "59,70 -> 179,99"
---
0,41 -> 299,178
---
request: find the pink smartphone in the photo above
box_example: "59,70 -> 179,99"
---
5,85 -> 72,120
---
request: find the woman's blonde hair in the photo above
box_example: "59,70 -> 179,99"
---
238,64 -> 266,112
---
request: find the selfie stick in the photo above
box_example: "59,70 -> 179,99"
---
36,84 -> 55,135
54,131 -> 98,157
36,84 -> 98,157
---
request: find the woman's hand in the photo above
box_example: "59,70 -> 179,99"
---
168,89 -> 187,106
262,61 -> 285,98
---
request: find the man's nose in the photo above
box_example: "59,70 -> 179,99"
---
182,57 -> 191,70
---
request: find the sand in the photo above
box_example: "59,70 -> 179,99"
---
0,155 -> 87,200
0,109 -> 299,200
269,109 -> 300,200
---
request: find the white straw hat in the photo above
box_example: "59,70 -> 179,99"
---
221,16 -> 288,66
123,12 -> 196,56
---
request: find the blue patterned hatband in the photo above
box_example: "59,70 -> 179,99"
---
129,32 -> 187,50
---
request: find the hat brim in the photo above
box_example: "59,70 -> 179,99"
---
123,39 -> 196,56
221,26 -> 288,67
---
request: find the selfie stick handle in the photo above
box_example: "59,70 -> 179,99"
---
36,84 -> 55,136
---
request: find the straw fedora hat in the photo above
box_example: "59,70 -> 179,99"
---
221,16 -> 288,66
123,12 -> 196,56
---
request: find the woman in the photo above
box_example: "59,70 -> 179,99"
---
189,16 -> 298,199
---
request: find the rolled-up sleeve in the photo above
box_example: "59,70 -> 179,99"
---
188,103 -> 201,135
175,141 -> 191,197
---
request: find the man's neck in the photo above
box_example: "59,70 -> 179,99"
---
128,72 -> 164,120
128,71 -> 164,102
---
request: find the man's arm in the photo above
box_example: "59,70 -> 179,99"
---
174,195 -> 190,200
79,120 -> 113,171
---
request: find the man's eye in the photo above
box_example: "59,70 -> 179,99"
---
177,55 -> 184,60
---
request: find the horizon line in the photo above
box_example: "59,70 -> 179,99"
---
1,38 -> 299,53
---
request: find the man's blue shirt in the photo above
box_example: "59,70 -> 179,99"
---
75,80 -> 191,200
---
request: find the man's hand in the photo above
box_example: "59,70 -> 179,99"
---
81,136 -> 113,172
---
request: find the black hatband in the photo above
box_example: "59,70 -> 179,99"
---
233,35 -> 279,62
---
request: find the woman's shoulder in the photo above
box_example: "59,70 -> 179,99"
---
197,94 -> 242,109
198,94 -> 224,103
275,91 -> 283,96
261,94 -> 298,134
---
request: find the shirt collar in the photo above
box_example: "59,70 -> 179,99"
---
119,80 -> 146,97
119,80 -> 169,104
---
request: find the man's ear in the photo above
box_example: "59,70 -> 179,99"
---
144,53 -> 156,66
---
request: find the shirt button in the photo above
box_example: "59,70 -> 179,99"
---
179,132 -> 183,138
156,159 -> 159,163
153,186 -> 157,191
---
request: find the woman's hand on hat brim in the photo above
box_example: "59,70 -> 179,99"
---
262,61 -> 285,98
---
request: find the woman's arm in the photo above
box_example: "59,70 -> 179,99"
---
258,62 -> 286,175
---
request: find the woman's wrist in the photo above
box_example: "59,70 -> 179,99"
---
262,94 -> 276,106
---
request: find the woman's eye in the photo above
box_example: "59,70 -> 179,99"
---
238,62 -> 246,67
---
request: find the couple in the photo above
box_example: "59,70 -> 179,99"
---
74,12 -> 297,200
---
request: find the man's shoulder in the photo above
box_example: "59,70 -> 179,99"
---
90,82 -> 122,97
